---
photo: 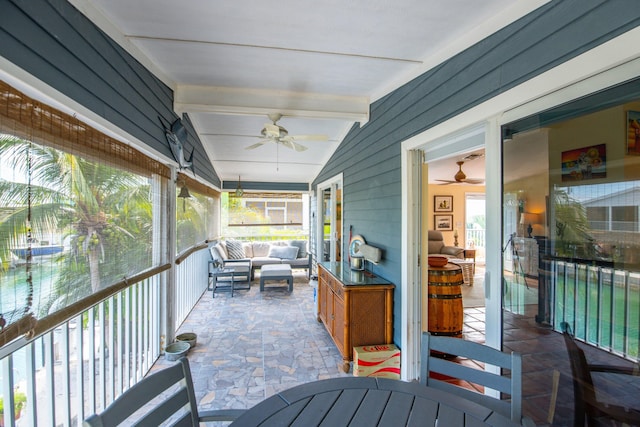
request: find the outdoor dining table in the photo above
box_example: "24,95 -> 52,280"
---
229,376 -> 520,426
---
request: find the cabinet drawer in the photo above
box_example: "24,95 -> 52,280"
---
333,283 -> 344,299
319,267 -> 329,284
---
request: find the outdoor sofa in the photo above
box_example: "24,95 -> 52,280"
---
211,239 -> 312,279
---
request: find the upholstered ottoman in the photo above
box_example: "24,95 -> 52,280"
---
260,264 -> 293,292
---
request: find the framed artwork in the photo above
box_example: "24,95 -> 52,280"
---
627,111 -> 640,155
561,143 -> 606,182
434,214 -> 453,231
434,195 -> 453,212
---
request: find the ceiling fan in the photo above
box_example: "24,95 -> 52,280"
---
245,113 -> 328,152
437,161 -> 484,185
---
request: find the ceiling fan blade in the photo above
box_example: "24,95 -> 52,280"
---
288,134 -> 328,141
278,138 -> 308,152
464,178 -> 485,184
245,141 -> 267,150
436,180 -> 456,185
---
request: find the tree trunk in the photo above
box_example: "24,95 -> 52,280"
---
88,247 -> 101,293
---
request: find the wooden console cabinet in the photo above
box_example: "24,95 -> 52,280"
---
317,263 -> 394,372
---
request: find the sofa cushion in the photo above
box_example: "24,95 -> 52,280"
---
242,242 -> 253,258
441,246 -> 464,257
226,239 -> 245,259
289,240 -> 308,258
214,242 -> 228,260
251,241 -> 272,257
428,240 -> 444,254
268,245 -> 299,260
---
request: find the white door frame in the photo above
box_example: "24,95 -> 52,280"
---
316,173 -> 343,264
400,27 -> 640,380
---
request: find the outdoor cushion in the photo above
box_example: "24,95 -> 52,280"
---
242,242 -> 254,258
226,239 -> 245,259
214,242 -> 228,260
268,245 -> 299,260
289,240 -> 308,258
251,241 -> 272,257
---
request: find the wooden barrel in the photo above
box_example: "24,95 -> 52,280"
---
427,264 -> 464,338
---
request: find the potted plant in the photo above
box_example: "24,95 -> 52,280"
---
0,391 -> 27,425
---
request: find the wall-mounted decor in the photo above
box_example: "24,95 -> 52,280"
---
434,195 -> 453,212
627,111 -> 640,155
561,143 -> 606,182
434,214 -> 453,231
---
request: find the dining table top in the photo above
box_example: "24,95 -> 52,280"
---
229,376 -> 521,426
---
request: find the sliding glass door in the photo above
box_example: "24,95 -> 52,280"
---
317,175 -> 343,264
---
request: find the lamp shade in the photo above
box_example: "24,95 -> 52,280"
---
521,212 -> 540,225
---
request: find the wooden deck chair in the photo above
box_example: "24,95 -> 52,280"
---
420,332 -> 531,425
561,322 -> 640,427
84,357 -> 244,426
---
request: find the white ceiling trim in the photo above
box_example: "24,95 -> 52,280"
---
174,85 -> 370,123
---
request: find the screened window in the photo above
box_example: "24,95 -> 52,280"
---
611,206 -> 638,231
223,192 -> 308,239
586,206 -> 608,230
176,173 -> 219,253
0,80 -> 168,345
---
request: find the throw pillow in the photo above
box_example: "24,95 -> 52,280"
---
289,240 -> 308,258
268,245 -> 299,260
214,242 -> 228,260
226,240 -> 245,259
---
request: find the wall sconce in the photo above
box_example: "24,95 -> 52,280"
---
234,175 -> 244,197
177,182 -> 191,212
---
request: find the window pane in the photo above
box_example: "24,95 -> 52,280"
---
223,193 -> 308,239
1,134 -> 154,328
176,188 -> 217,253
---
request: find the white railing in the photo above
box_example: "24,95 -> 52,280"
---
465,228 -> 485,249
0,247 -> 210,426
1,277 -> 160,426
174,247 -> 211,330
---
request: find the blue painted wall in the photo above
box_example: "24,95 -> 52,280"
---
313,0 -> 640,344
0,0 -> 221,187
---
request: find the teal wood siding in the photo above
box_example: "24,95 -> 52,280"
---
0,0 -> 220,187
313,0 -> 640,343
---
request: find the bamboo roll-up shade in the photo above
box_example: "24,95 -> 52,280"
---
0,80 -> 170,179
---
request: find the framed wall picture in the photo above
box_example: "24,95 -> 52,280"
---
561,143 -> 606,182
434,214 -> 453,231
628,111 -> 640,154
434,195 -> 453,212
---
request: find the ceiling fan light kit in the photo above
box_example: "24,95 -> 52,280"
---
245,113 -> 328,152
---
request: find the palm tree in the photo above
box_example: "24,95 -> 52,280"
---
552,189 -> 593,258
0,134 -> 152,299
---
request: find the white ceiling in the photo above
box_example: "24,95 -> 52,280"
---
70,0 -> 547,186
